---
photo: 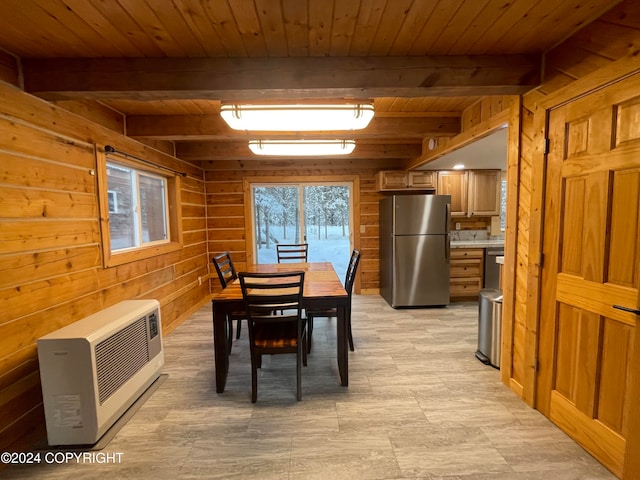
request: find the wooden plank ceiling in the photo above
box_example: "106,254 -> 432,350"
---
0,0 -> 621,164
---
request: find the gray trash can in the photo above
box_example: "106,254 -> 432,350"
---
476,289 -> 503,369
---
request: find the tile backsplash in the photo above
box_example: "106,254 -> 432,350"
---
450,229 -> 503,241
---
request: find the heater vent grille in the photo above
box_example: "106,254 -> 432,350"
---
95,316 -> 149,405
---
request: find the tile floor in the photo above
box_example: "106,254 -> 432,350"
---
4,296 -> 616,479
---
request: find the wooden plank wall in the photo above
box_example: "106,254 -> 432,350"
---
501,0 -> 640,406
0,50 -> 19,88
542,0 -> 640,94
203,161 -> 395,295
461,96 -> 516,131
0,82 -> 210,451
500,96 -> 535,399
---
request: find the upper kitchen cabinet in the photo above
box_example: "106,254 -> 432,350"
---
468,170 -> 501,216
436,170 -> 468,216
437,170 -> 501,217
377,170 -> 436,191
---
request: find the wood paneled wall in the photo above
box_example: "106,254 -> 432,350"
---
542,0 -> 640,94
498,6 -> 640,475
0,82 -> 210,451
500,0 -> 640,410
500,95 -> 535,401
0,50 -> 19,88
51,99 -> 125,135
203,161 -> 389,295
461,96 -> 516,131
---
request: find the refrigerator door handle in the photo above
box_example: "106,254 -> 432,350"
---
445,202 -> 451,263
445,235 -> 450,263
445,203 -> 451,233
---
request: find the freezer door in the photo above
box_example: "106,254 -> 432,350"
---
392,234 -> 450,307
393,195 -> 451,235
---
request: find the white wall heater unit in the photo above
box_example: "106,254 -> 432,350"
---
37,299 -> 164,446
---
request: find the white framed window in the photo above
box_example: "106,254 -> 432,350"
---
106,162 -> 169,251
97,148 -> 183,267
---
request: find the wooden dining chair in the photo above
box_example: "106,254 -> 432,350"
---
212,251 -> 246,350
306,249 -> 361,353
239,271 -> 307,403
276,243 -> 309,263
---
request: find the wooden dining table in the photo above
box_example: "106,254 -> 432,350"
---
210,261 -> 350,393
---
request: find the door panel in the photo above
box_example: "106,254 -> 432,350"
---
598,319 -> 633,433
608,169 -> 640,287
539,74 -> 640,478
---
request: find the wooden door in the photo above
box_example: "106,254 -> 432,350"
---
538,74 -> 640,478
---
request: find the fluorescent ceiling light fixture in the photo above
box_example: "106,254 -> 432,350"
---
248,140 -> 356,156
453,164 -> 465,170
221,104 -> 374,131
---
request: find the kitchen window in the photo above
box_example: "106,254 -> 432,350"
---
97,149 -> 183,267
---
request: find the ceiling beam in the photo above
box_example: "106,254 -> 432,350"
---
201,158 -> 404,171
175,141 -> 421,161
23,56 -> 541,101
126,114 -> 461,141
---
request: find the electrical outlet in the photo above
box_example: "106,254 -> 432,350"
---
455,222 -> 461,230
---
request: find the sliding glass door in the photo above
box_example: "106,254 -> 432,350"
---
251,183 -> 352,277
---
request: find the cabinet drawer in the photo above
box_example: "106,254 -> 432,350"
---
450,278 -> 483,297
450,248 -> 484,259
450,261 -> 482,278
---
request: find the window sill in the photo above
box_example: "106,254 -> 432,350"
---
104,241 -> 182,268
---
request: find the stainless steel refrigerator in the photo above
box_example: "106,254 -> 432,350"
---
380,194 -> 451,308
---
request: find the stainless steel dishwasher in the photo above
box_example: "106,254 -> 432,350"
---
483,247 -> 504,290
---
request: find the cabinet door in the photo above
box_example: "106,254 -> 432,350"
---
469,170 -> 501,216
378,171 -> 408,190
408,171 -> 435,189
437,171 -> 467,216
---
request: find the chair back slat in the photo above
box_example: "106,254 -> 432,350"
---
239,271 -> 305,321
212,251 -> 237,288
344,249 -> 361,296
276,243 -> 309,263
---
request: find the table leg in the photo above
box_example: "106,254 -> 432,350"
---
337,301 -> 349,386
212,301 -> 229,393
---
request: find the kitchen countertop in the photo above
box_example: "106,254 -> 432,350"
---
450,239 -> 504,248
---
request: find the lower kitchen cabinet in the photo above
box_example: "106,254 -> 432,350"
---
450,248 -> 484,299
